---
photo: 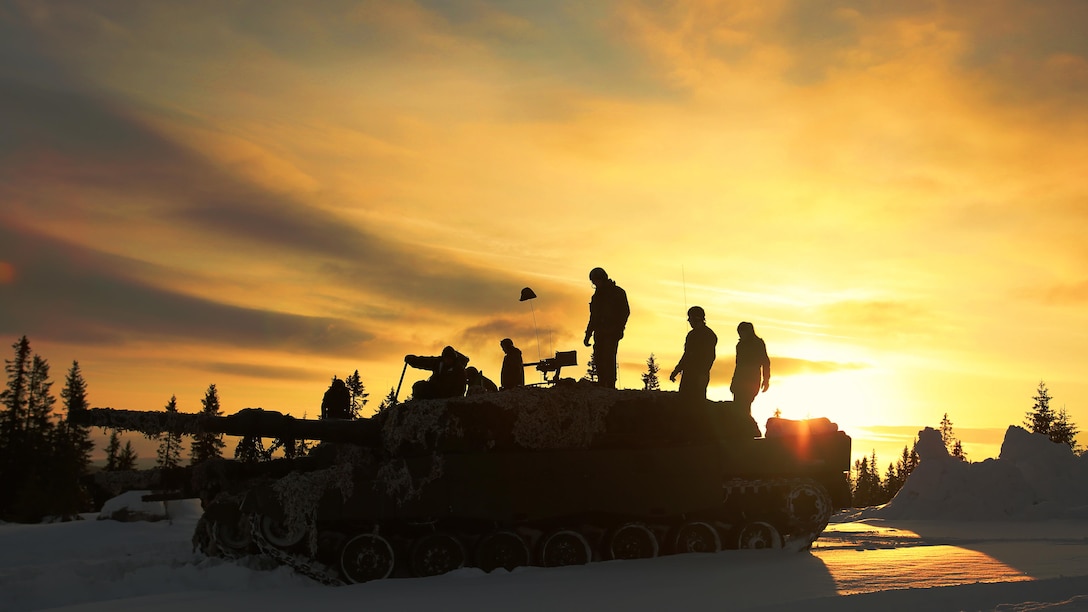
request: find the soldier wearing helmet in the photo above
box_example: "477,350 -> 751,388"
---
669,306 -> 717,402
583,267 -> 630,388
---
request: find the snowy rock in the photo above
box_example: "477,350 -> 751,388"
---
874,425 -> 1088,521
98,491 -> 171,522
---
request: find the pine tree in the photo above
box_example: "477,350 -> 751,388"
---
234,435 -> 265,463
59,361 -> 94,471
884,442 -> 919,499
951,439 -> 967,461
851,454 -> 883,507
883,462 -> 899,499
377,387 -> 398,414
939,413 -> 967,461
1,338 -> 61,520
116,441 -> 137,471
0,336 -> 32,445
1,338 -> 34,516
1025,381 -> 1055,436
155,395 -> 183,470
190,384 -> 225,465
1049,406 -> 1080,451
582,355 -> 598,383
104,431 -> 121,471
345,370 -> 369,419
50,361 -> 95,516
641,354 -> 661,391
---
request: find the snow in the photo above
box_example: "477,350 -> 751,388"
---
3,426 -> 1088,611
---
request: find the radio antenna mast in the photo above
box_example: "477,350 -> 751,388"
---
682,264 -> 688,310
520,287 -> 541,362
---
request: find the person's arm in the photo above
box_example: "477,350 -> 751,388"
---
584,305 -> 594,346
671,332 -> 689,382
760,342 -> 771,392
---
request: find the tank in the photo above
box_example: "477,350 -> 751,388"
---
70,378 -> 851,584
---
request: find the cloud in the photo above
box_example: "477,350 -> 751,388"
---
193,361 -> 320,382
0,223 -> 374,356
0,73 -> 552,321
1041,280 -> 1088,306
821,299 -> 931,337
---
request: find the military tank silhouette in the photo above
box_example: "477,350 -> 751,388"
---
70,366 -> 851,585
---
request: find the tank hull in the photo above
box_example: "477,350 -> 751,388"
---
72,381 -> 851,583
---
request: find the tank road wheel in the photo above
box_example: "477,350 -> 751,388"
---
736,521 -> 783,550
606,523 -> 659,560
259,514 -> 308,549
539,529 -> 592,567
212,513 -> 253,554
785,481 -> 833,532
410,532 -> 466,577
340,533 -> 396,584
672,521 -> 721,554
475,530 -> 530,573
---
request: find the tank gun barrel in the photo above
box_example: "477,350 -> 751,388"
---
67,406 -> 380,444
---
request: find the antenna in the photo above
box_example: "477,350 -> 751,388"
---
520,287 -> 542,362
682,264 -> 688,310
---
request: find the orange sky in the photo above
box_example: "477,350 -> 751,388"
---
2,1 -> 1087,467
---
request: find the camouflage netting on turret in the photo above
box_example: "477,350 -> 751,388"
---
378,379 -> 760,456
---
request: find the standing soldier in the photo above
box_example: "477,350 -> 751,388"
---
500,338 -> 525,389
730,321 -> 770,413
669,306 -> 717,402
583,267 -> 630,389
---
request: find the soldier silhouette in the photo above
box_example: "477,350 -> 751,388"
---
670,306 -> 717,402
405,346 -> 470,400
583,267 -> 629,389
730,321 -> 770,413
321,377 -> 351,419
500,338 -> 525,389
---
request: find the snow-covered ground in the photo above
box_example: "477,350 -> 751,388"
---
3,426 -> 1088,612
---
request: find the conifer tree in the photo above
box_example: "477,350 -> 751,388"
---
1024,382 -> 1079,449
884,462 -> 899,499
376,387 -> 398,414
939,413 -> 967,461
2,341 -> 94,519
104,431 -> 121,471
26,356 -> 55,442
0,336 -> 32,445
1050,406 -> 1080,451
50,361 -> 95,516
116,441 -> 137,471
190,384 -> 225,465
234,435 -> 264,463
59,361 -> 94,471
9,351 -> 67,520
582,355 -> 598,383
156,395 -> 183,470
0,337 -> 34,519
1025,381 -> 1055,436
345,370 -> 369,419
851,454 -> 883,507
641,354 -> 661,391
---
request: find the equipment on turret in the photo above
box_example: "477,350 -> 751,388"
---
523,349 -> 577,384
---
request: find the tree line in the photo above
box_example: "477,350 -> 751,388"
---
0,335 -> 381,522
850,381 -> 1081,507
3,334 -> 1082,519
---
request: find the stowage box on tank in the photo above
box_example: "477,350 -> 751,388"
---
71,380 -> 851,584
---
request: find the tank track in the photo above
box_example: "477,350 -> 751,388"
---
194,476 -> 833,584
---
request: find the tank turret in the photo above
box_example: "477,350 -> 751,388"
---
71,379 -> 851,585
